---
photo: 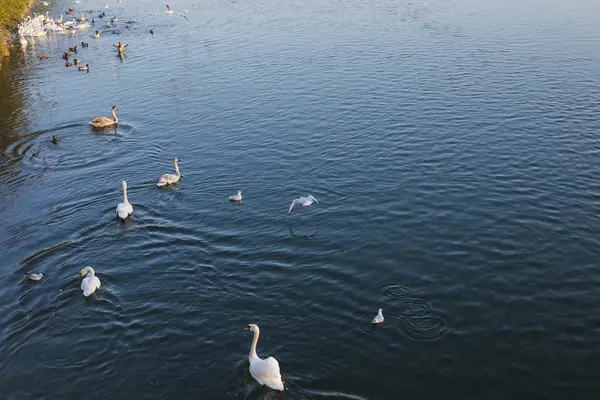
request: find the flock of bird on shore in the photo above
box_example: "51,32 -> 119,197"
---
15,2 -> 386,392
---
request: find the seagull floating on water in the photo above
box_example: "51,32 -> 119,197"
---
25,271 -> 44,281
229,191 -> 242,201
79,266 -> 101,297
288,195 -> 318,213
372,308 -> 384,324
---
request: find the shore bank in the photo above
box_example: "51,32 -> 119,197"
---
0,0 -> 34,62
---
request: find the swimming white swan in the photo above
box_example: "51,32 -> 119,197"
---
116,180 -> 133,219
19,34 -> 27,46
372,308 -> 384,324
229,191 -> 242,201
157,157 -> 180,186
288,195 -> 318,213
25,271 -> 43,281
89,105 -> 118,127
79,266 -> 101,297
243,324 -> 284,391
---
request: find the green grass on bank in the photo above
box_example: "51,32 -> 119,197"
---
0,0 -> 31,30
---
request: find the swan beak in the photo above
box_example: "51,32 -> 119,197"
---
243,326 -> 250,331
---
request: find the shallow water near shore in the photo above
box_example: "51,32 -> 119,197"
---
2,0 -> 600,398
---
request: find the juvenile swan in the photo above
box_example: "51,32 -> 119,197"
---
89,105 -> 118,127
79,266 -> 101,297
116,180 -> 134,219
157,158 -> 180,186
243,324 -> 284,391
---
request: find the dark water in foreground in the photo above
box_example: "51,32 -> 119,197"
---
2,0 -> 600,398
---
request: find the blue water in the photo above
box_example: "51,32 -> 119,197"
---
1,0 -> 600,398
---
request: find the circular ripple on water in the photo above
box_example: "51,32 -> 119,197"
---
6,124 -> 136,172
397,315 -> 449,342
382,284 -> 412,299
394,297 -> 432,317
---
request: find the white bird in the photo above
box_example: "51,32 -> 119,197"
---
19,34 -> 27,46
288,195 -> 318,213
25,271 -> 43,281
229,191 -> 242,201
157,157 -> 181,186
164,4 -> 174,14
41,1 -> 48,5
105,3 -> 109,8
79,266 -> 101,297
243,324 -> 284,391
372,308 -> 384,324
116,180 -> 134,219
180,9 -> 188,14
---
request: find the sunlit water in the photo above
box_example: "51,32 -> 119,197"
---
2,0 -> 600,398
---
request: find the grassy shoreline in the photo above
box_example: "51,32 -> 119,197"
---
0,0 -> 34,60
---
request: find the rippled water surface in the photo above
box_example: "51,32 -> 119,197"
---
2,0 -> 600,398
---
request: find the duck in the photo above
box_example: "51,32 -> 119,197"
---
64,50 -> 73,56
113,41 -> 127,53
39,55 -> 49,59
243,324 -> 284,391
372,308 -> 384,324
164,4 -> 174,14
68,45 -> 77,52
93,29 -> 101,38
157,158 -> 181,186
51,135 -> 59,144
65,61 -> 73,67
78,64 -> 89,71
229,191 -> 243,201
149,28 -> 154,35
78,266 -> 101,297
73,58 -> 81,64
81,41 -> 88,47
89,105 -> 118,127
116,180 -> 134,219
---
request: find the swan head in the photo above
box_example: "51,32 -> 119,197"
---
173,157 -> 179,164
121,180 -> 127,190
243,324 -> 259,332
78,266 -> 95,278
378,308 -> 383,314
112,105 -> 119,111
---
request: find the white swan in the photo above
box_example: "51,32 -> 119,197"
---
157,157 -> 180,186
229,191 -> 242,201
79,266 -> 101,297
243,324 -> 284,391
372,308 -> 384,324
19,34 -> 27,46
116,180 -> 133,219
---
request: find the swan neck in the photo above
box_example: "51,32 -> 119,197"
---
112,108 -> 118,123
123,183 -> 129,203
174,161 -> 180,177
250,328 -> 259,359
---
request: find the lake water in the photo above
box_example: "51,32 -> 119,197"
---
2,0 -> 600,398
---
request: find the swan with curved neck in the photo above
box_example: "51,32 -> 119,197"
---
157,158 -> 181,186
89,105 -> 119,128
243,324 -> 284,391
116,180 -> 133,219
79,266 -> 101,297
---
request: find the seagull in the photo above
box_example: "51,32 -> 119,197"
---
25,271 -> 44,281
229,191 -> 242,201
164,4 -> 174,14
180,9 -> 188,14
372,308 -> 384,324
288,195 -> 318,213
105,3 -> 109,8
